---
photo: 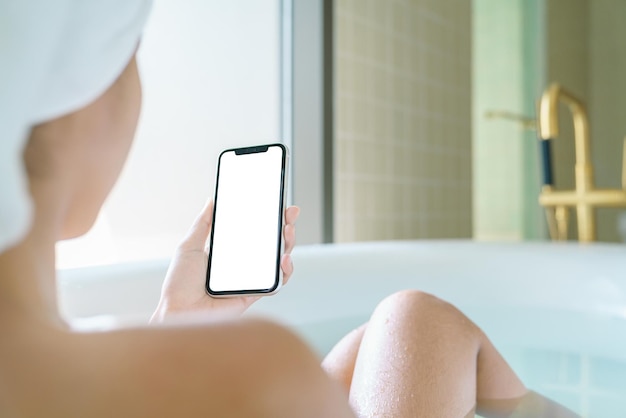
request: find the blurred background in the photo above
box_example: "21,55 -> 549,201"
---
57,0 -> 626,268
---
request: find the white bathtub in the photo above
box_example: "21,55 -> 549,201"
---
58,240 -> 626,417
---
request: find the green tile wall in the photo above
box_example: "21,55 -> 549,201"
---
335,0 -> 472,242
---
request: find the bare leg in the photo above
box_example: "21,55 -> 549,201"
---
323,290 -> 528,417
321,323 -> 367,391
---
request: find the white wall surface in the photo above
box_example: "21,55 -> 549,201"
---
57,0 -> 282,268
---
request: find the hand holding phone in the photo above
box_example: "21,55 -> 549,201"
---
151,200 -> 298,322
206,144 -> 289,297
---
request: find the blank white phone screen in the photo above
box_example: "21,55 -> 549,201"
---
208,146 -> 284,292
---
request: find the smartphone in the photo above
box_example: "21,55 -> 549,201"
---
205,143 -> 288,297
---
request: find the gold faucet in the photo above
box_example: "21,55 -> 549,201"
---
537,83 -> 626,242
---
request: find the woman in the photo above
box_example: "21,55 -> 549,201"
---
0,2 -> 578,417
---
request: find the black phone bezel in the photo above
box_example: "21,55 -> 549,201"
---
205,143 -> 287,296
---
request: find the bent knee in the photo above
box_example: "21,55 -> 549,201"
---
373,290 -> 479,333
376,289 -> 448,313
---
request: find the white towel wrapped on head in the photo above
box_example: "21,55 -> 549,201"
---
0,0 -> 152,253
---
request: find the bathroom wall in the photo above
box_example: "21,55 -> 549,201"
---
56,0 -> 283,267
588,1 -> 626,242
334,0 -> 472,242
473,0 -> 544,241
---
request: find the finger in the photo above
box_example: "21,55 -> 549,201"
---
281,254 -> 294,285
179,199 -> 214,252
283,223 -> 296,255
283,206 -> 299,256
285,206 -> 300,226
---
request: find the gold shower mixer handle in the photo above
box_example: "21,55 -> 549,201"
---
484,110 -> 536,131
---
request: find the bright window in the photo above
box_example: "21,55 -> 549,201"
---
57,0 -> 284,268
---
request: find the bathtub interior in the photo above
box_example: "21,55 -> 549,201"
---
59,240 -> 626,417
292,308 -> 626,418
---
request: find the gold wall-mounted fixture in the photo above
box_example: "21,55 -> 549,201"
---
537,83 -> 626,242
484,110 -> 536,131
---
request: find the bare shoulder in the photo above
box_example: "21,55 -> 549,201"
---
63,317 -> 352,418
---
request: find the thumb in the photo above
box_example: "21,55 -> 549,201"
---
179,199 -> 214,252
